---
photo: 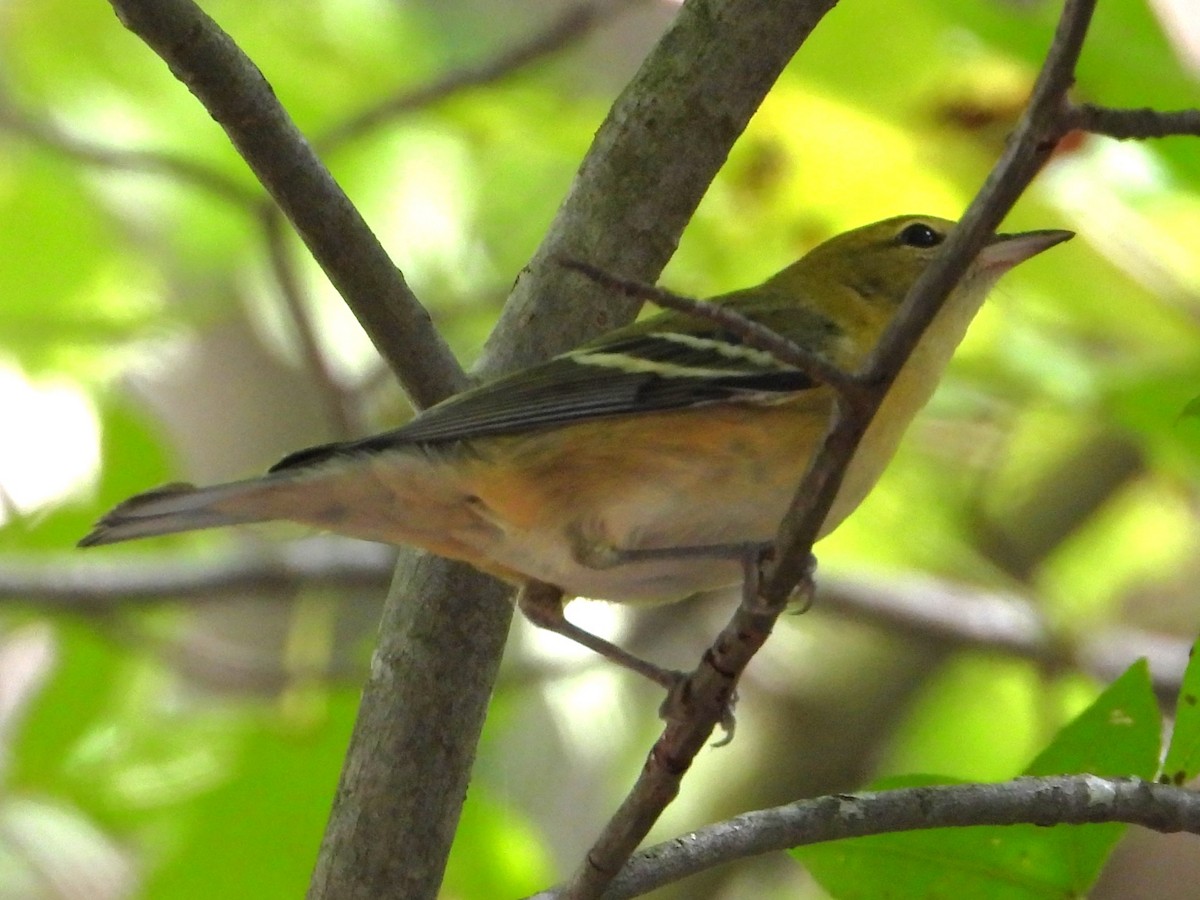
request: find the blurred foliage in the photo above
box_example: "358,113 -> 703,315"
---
0,0 -> 1197,898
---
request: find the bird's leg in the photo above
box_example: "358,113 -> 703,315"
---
516,580 -> 685,690
520,581 -> 739,741
572,536 -> 816,618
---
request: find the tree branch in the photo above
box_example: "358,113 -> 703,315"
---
541,777 -> 1200,899
766,0 -> 1095,600
0,78 -> 259,207
307,2 -> 842,898
107,0 -> 468,407
817,572 -> 1189,702
0,540 -> 393,610
477,0 -> 840,378
0,549 -> 1189,698
561,1 -> 1102,895
262,216 -> 358,438
315,0 -> 651,151
1063,104 -> 1200,140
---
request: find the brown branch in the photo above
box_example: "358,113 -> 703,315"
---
98,8 -> 489,896
562,1 -> 1101,896
309,1 -> 844,898
536,777 -> 1200,900
817,573 -> 1189,703
0,539 -> 392,610
315,0 -> 650,151
107,0 -> 468,408
1064,103 -> 1200,140
475,0 -> 840,379
1,548 -> 1189,698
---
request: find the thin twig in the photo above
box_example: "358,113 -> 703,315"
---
562,1 -> 1101,896
0,80 -> 259,207
315,0 -> 649,151
558,258 -> 864,395
765,0 -> 1095,598
1063,103 -> 1200,140
262,216 -> 358,438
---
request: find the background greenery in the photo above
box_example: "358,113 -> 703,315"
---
0,0 -> 1197,897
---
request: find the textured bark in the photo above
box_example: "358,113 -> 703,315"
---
311,2 -> 839,897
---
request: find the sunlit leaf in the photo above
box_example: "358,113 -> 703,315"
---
1162,640 -> 1200,786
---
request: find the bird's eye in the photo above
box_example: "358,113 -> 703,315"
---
898,222 -> 944,248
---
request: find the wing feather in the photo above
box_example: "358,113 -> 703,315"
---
271,295 -> 836,473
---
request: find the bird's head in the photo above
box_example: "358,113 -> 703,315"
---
776,214 -> 1073,309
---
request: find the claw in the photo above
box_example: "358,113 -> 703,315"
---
786,552 -> 818,614
711,687 -> 739,747
657,672 -> 740,747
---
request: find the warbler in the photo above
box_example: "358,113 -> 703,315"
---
80,215 -> 1071,681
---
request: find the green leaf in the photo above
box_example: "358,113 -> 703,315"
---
795,777 -> 1090,900
795,662 -> 1161,899
1024,660 -> 1160,780
1018,660 -> 1161,896
1162,640 -> 1200,786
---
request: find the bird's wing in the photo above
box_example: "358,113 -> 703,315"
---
270,294 -> 835,473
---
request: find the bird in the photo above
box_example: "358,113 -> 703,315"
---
80,215 -> 1072,685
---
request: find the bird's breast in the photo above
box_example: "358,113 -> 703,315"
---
454,395 -> 831,602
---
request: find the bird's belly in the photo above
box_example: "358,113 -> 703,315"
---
508,542 -> 745,604
457,400 -> 828,602
483,483 -> 786,602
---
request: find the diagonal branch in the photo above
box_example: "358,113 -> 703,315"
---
562,1 -> 1102,896
0,78 -> 259,207
307,2 -> 844,898
107,0 -> 467,408
764,0 -> 1095,599
315,0 -> 651,151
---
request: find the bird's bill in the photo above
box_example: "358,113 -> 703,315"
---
979,228 -> 1075,271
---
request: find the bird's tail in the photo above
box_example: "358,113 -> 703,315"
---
78,479 -> 285,547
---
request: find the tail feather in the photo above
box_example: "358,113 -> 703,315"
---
78,481 -> 275,547
79,451 -> 457,550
